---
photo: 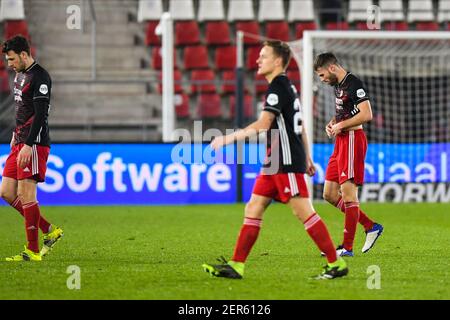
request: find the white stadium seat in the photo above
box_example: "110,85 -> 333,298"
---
0,0 -> 25,22
258,0 -> 285,22
288,0 -> 315,22
228,0 -> 255,22
347,0 -> 373,23
379,0 -> 405,22
437,0 -> 450,22
198,0 -> 225,21
407,0 -> 434,22
169,0 -> 195,20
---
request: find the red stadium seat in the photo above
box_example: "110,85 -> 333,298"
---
0,58 -> 5,70
190,69 -> 216,94
230,94 -> 254,119
4,20 -> 30,40
383,21 -> 409,30
145,21 -> 161,46
446,22 -> 450,30
0,70 -> 10,93
325,22 -> 350,30
355,22 -> 371,30
236,21 -> 261,45
215,46 -> 236,70
205,21 -> 231,46
254,73 -> 267,94
265,21 -> 290,42
158,70 -> 183,94
184,45 -> 209,70
287,70 -> 301,92
287,57 -> 298,71
415,21 -> 440,31
151,47 -> 177,70
221,70 -> 236,94
174,93 -> 190,118
294,21 -> 317,39
175,21 -> 201,46
246,46 -> 261,70
197,93 -> 222,118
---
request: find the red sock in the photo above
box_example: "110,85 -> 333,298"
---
232,217 -> 262,263
11,197 -> 51,234
22,202 -> 41,253
304,213 -> 337,263
335,197 -> 374,231
343,202 -> 360,251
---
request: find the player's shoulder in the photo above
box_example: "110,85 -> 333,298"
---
268,74 -> 291,93
30,63 -> 51,81
346,72 -> 365,87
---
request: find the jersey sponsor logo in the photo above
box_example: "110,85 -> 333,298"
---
39,84 -> 49,95
267,93 -> 279,106
337,89 -> 344,97
356,89 -> 366,98
21,78 -> 25,87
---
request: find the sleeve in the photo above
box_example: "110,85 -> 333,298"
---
348,78 -> 369,106
25,72 -> 51,146
262,81 -> 286,116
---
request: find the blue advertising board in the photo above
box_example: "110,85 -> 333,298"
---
0,143 -> 448,205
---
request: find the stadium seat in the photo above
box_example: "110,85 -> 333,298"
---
287,57 -> 298,71
407,0 -> 435,24
265,21 -> 290,42
174,93 -> 191,118
158,69 -> 183,94
137,0 -> 163,22
205,21 -> 231,46
325,22 -> 350,30
348,0 -> 373,24
294,21 -> 317,39
0,70 -> 10,93
236,21 -> 261,45
258,0 -> 285,21
415,21 -> 440,31
287,70 -> 301,92
145,21 -> 161,46
438,0 -> 450,23
246,46 -> 261,70
169,0 -> 195,20
383,21 -> 409,30
229,95 -> 254,119
198,0 -> 225,21
379,0 -> 405,24
151,47 -> 177,70
197,93 -> 222,118
221,70 -> 236,94
175,21 -> 200,45
254,73 -> 267,94
0,0 -> 25,21
190,69 -> 216,94
4,20 -> 29,40
215,46 -> 237,70
0,58 -> 5,69
228,0 -> 255,21
183,45 -> 209,70
288,0 -> 315,22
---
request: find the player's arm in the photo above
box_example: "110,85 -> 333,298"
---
10,132 -> 15,149
210,111 -> 275,150
300,129 -> 316,176
18,73 -> 51,169
331,100 -> 372,136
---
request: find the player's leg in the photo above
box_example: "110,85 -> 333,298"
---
340,180 -> 359,255
203,194 -> 271,279
289,196 -> 348,279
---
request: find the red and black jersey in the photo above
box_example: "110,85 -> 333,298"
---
262,73 -> 306,174
13,62 -> 51,147
334,72 -> 369,123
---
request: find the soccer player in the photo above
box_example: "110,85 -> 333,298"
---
202,41 -> 348,280
314,52 -> 383,257
1,36 -> 63,261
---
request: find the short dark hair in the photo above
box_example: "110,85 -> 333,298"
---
263,40 -> 292,69
313,52 -> 339,71
2,35 -> 30,55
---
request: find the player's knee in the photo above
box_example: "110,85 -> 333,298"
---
322,190 -> 337,204
245,202 -> 264,219
0,189 -> 15,203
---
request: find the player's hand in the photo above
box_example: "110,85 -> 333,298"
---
306,157 -> 316,177
210,136 -> 226,151
17,144 -> 32,169
325,119 -> 335,138
331,123 -> 343,137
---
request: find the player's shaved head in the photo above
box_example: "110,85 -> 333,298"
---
314,52 -> 340,71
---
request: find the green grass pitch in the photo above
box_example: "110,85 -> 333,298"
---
0,203 -> 449,300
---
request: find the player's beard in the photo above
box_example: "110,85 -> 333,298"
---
16,57 -> 27,73
327,73 -> 339,86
